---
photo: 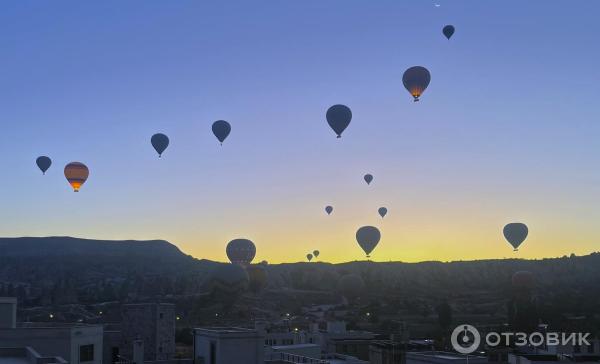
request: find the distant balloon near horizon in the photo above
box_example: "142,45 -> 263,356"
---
326,104 -> 352,138
212,120 -> 231,145
364,174 -> 373,185
151,133 -> 169,157
36,156 -> 52,175
378,207 -> 387,218
64,162 -> 89,192
325,205 -> 333,215
356,226 -> 381,258
403,66 -> 431,102
306,253 -> 313,262
503,223 -> 528,251
226,238 -> 256,266
443,25 -> 455,39
313,250 -> 320,258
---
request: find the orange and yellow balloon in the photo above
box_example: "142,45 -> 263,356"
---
64,162 -> 89,192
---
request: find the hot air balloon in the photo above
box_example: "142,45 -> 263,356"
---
325,206 -> 333,215
151,133 -> 169,157
326,104 -> 352,138
313,250 -> 320,258
403,66 -> 431,102
378,207 -> 387,218
512,271 -> 534,291
337,274 -> 365,298
64,162 -> 89,192
36,156 -> 52,175
443,25 -> 455,39
364,174 -> 373,185
306,253 -> 313,262
212,120 -> 231,145
356,226 -> 381,258
503,223 -> 528,251
246,265 -> 268,294
226,239 -> 256,266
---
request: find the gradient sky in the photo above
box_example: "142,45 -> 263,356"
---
1,1 -> 600,263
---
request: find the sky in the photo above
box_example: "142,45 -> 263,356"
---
1,1 -> 600,264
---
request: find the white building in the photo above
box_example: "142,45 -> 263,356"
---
0,297 -> 103,364
193,327 -> 264,364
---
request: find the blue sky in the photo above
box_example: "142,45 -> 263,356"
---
1,1 -> 599,263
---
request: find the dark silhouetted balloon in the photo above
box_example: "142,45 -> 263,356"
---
337,274 -> 365,298
503,223 -> 528,251
403,66 -> 431,101
325,206 -> 333,215
356,226 -> 381,258
306,253 -> 313,262
36,156 -> 52,175
313,250 -> 320,258
64,162 -> 89,192
151,133 -> 169,157
378,207 -> 387,218
326,104 -> 352,138
364,174 -> 373,185
212,120 -> 231,145
246,265 -> 268,293
226,238 -> 256,266
512,271 -> 534,291
443,25 -> 455,39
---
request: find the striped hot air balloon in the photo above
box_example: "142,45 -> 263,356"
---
64,162 -> 89,192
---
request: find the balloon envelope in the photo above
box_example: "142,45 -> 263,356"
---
402,66 -> 431,101
226,239 -> 256,266
364,174 -> 373,185
212,120 -> 231,145
151,133 -> 169,157
378,207 -> 387,218
356,226 -> 381,258
36,156 -> 52,175
306,253 -> 313,262
503,223 -> 528,251
443,25 -> 455,39
64,162 -> 89,192
326,104 -> 352,138
313,250 -> 320,258
325,206 -> 333,215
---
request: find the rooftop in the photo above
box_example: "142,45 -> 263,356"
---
0,347 -> 67,364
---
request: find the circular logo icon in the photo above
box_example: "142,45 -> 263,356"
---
451,324 -> 481,354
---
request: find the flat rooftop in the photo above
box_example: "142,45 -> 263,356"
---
193,327 -> 263,338
408,351 -> 487,360
271,344 -> 319,350
195,327 -> 256,333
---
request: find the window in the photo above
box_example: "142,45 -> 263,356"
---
79,344 -> 94,363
